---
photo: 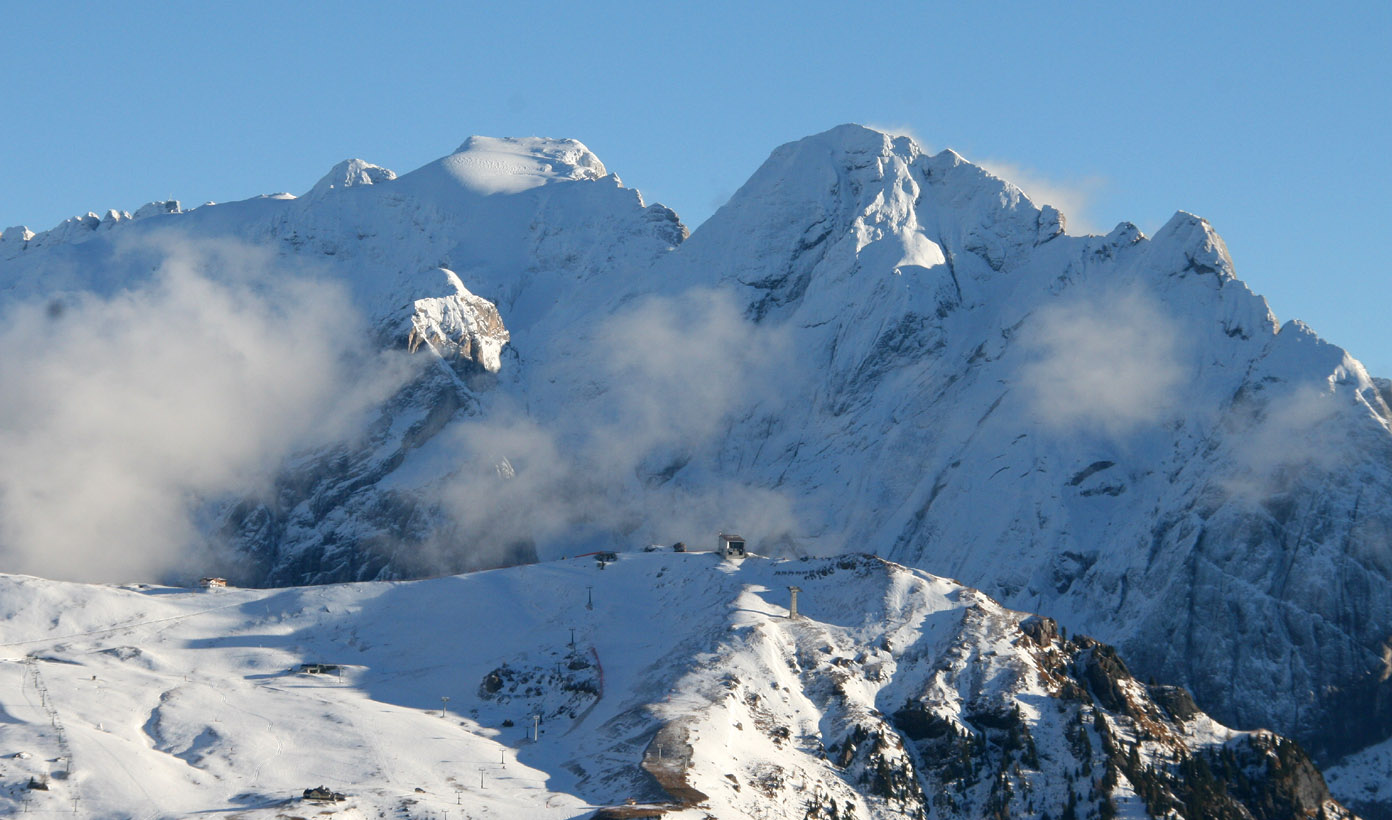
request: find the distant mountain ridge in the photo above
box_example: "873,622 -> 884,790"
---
2,125 -> 1390,815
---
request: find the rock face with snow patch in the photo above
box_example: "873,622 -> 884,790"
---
400,267 -> 510,375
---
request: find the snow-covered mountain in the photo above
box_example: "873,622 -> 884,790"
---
656,128 -> 1392,765
0,552 -> 1353,819
2,125 -> 1391,813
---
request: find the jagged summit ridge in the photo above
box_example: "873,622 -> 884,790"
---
0,134 -> 614,254
670,124 -> 1076,324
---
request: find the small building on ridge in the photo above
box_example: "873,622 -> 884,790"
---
717,533 -> 746,558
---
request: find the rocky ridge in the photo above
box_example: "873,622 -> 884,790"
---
0,552 -> 1356,820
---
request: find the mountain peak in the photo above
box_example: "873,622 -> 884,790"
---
1149,210 -> 1237,281
422,135 -> 608,195
307,158 -> 397,199
676,122 -> 1051,317
803,122 -> 918,154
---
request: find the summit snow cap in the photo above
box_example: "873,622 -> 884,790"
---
432,136 -> 608,195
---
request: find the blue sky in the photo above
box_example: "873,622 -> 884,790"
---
3,2 -> 1389,375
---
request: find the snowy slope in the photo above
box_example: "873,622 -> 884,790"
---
1327,736 -> 1392,820
0,135 -> 686,585
652,126 -> 1392,767
2,125 -> 1391,809
0,552 -> 1351,820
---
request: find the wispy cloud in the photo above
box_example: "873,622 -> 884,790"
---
1219,383 -> 1353,503
431,288 -> 804,563
861,124 -> 1106,235
0,235 -> 413,583
977,159 -> 1107,236
1019,288 -> 1186,437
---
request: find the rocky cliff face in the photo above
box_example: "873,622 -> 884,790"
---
1,126 -> 1389,808
522,552 -> 1354,820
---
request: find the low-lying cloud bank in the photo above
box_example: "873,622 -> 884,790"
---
0,255 -> 804,583
432,288 -> 804,564
0,235 -> 411,583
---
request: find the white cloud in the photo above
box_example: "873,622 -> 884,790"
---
863,122 -> 932,153
860,126 -> 1107,235
0,235 -> 413,583
1219,383 -> 1353,502
1019,289 -> 1186,437
977,159 -> 1107,236
433,288 -> 804,561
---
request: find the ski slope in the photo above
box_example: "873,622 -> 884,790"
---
0,550 -> 1349,819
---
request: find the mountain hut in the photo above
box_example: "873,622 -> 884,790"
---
717,533 -> 746,558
